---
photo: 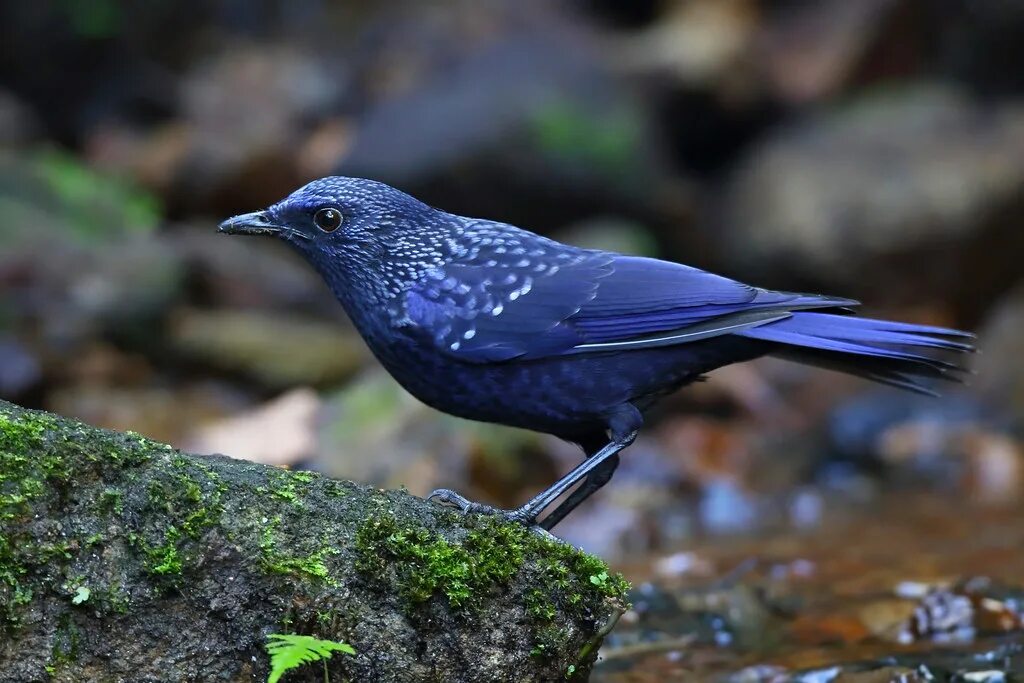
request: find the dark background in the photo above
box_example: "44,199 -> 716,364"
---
2,2 -> 1024,677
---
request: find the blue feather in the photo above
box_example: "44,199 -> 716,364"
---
736,312 -> 974,394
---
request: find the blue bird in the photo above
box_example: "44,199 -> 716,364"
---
219,177 -> 974,531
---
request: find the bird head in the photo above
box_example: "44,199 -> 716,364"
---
218,176 -> 433,255
218,176 -> 447,302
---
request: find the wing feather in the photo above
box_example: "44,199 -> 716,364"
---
391,247 -> 857,363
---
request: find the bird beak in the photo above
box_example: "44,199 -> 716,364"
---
217,210 -> 282,236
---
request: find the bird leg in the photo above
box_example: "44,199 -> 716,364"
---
537,454 -> 620,531
511,431 -> 635,526
426,430 -> 637,529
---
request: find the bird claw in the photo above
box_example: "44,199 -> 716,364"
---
426,488 -> 553,538
426,488 -> 498,515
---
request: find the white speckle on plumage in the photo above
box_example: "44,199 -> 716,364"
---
516,259 -> 530,268
450,341 -> 461,351
486,259 -> 497,267
492,304 -> 504,316
509,291 -> 520,301
495,246 -> 506,254
502,273 -> 517,285
463,329 -> 476,340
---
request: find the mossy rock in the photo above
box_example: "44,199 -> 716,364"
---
0,400 -> 628,682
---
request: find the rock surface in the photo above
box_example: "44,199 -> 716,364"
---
0,401 -> 627,682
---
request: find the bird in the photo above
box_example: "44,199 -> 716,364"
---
218,176 -> 974,531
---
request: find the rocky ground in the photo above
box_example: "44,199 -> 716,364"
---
0,401 -> 627,682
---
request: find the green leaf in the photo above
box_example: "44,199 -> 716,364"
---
265,633 -> 355,683
71,586 -> 90,605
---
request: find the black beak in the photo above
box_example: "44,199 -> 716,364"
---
217,211 -> 282,236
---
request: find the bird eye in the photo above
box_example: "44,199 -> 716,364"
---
313,207 -> 343,233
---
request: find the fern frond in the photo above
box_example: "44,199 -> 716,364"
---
266,633 -> 355,683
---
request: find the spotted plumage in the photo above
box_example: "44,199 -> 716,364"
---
219,176 -> 975,531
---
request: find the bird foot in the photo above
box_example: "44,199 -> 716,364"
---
427,488 -> 503,516
426,488 -> 556,540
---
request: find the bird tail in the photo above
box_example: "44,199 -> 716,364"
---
734,312 -> 975,395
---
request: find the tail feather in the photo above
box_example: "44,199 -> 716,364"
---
735,312 -> 975,396
771,314 -> 976,351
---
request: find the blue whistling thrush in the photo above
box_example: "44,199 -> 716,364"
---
219,176 -> 974,531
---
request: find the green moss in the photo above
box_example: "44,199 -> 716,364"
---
98,581 -> 130,614
259,516 -> 339,586
139,527 -> 184,576
526,588 -> 557,621
324,481 -> 349,498
0,403 -> 184,628
271,488 -> 300,505
536,540 -> 631,605
1,402 -> 347,628
98,488 -> 123,515
1,413 -> 57,517
50,612 -> 80,666
355,515 -> 501,607
529,624 -> 570,659
354,514 -> 629,616
260,470 -> 317,508
353,511 -> 629,662
131,456 -> 227,580
356,518 -> 475,606
1,411 -> 63,627
177,471 -> 226,538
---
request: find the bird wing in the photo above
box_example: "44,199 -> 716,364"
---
391,250 -> 856,363
389,249 -> 609,362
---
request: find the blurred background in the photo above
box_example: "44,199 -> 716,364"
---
2,1 -> 1024,679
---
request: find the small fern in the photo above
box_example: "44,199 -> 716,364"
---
265,633 -> 355,683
